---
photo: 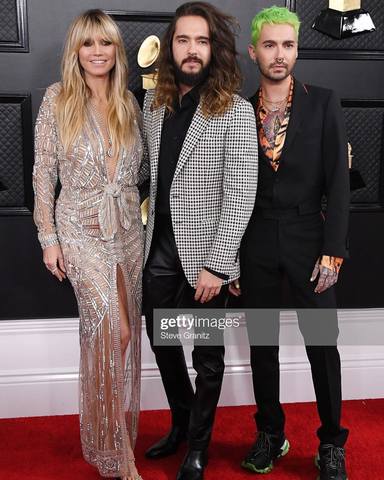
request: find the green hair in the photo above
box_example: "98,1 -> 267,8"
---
251,6 -> 300,45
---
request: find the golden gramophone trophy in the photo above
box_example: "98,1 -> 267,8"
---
137,34 -> 160,90
347,142 -> 366,191
313,0 -> 375,39
137,35 -> 160,224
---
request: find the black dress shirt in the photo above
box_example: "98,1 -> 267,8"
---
156,85 -> 228,281
156,85 -> 200,216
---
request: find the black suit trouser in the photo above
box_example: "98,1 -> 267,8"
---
240,208 -> 349,447
143,215 -> 227,450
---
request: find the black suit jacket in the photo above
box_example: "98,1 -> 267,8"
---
249,80 -> 350,258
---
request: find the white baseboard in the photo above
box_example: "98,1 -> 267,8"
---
1,310 -> 383,418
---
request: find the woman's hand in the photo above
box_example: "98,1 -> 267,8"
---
43,245 -> 66,281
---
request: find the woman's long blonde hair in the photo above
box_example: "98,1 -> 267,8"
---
55,9 -> 135,153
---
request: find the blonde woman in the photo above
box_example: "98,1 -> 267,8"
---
33,10 -> 144,480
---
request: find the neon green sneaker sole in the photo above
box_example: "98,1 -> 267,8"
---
241,439 -> 290,474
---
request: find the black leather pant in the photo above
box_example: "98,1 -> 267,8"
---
143,214 -> 227,450
240,208 -> 349,447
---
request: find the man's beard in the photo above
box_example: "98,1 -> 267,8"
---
173,58 -> 210,87
257,60 -> 293,82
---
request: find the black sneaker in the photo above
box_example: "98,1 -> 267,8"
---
241,431 -> 290,474
315,444 -> 348,480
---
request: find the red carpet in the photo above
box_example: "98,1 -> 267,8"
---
0,400 -> 383,479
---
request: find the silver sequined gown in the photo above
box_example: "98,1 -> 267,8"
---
33,83 -> 144,478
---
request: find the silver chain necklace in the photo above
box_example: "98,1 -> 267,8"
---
262,95 -> 288,113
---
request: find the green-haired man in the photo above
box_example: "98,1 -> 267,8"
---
230,6 -> 350,480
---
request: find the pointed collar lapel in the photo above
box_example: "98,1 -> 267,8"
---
151,103 -> 165,155
149,103 -> 166,181
282,80 -> 310,154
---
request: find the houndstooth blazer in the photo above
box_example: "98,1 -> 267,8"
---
139,89 -> 258,287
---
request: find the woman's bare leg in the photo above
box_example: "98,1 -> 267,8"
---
117,265 -> 131,356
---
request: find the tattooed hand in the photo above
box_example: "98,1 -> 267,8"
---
310,256 -> 342,294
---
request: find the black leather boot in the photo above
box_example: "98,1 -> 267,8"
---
145,425 -> 187,459
176,449 -> 208,480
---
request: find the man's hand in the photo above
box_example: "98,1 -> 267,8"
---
194,269 -> 223,303
310,257 -> 340,294
229,279 -> 241,297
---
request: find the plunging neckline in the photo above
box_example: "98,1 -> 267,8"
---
89,105 -> 122,184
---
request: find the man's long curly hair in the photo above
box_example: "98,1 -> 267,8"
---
152,2 -> 241,116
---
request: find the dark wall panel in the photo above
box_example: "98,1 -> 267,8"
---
0,0 -> 383,319
0,94 -> 33,213
337,212 -> 384,308
0,0 -> 19,43
0,216 -> 78,319
0,0 -> 29,52
342,101 -> 384,208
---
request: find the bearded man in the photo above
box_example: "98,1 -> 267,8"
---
140,3 -> 258,479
